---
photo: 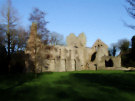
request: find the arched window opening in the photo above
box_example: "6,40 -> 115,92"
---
91,52 -> 97,62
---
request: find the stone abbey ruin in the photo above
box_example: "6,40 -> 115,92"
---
25,23 -> 121,72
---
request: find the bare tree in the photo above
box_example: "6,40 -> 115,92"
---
117,39 -> 130,54
0,24 -> 6,45
50,32 -> 64,45
109,39 -> 129,56
29,8 -> 49,44
8,27 -> 28,53
0,0 -> 18,54
16,27 -> 29,51
10,30 -> 17,53
0,0 -> 19,72
126,0 -> 135,29
109,44 -> 117,56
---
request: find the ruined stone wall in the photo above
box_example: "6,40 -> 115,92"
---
25,23 -> 122,72
45,46 -> 87,72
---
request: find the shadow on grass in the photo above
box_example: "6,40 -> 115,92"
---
68,73 -> 135,92
54,72 -> 135,101
0,72 -> 135,101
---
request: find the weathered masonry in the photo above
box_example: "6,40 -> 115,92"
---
25,23 -> 121,72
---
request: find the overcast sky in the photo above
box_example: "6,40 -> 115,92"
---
0,0 -> 134,47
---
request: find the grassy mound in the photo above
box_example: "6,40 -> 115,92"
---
0,70 -> 135,101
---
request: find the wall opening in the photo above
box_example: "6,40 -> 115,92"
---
105,59 -> 113,67
59,49 -> 61,56
65,59 -> 67,71
74,59 -> 76,71
44,66 -> 48,70
74,46 -> 78,48
91,52 -> 97,62
94,64 -> 97,71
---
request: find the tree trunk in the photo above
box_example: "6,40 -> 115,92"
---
7,32 -> 11,72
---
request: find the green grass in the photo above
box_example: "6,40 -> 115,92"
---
0,70 -> 135,101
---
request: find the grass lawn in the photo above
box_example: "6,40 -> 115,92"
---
0,70 -> 135,101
